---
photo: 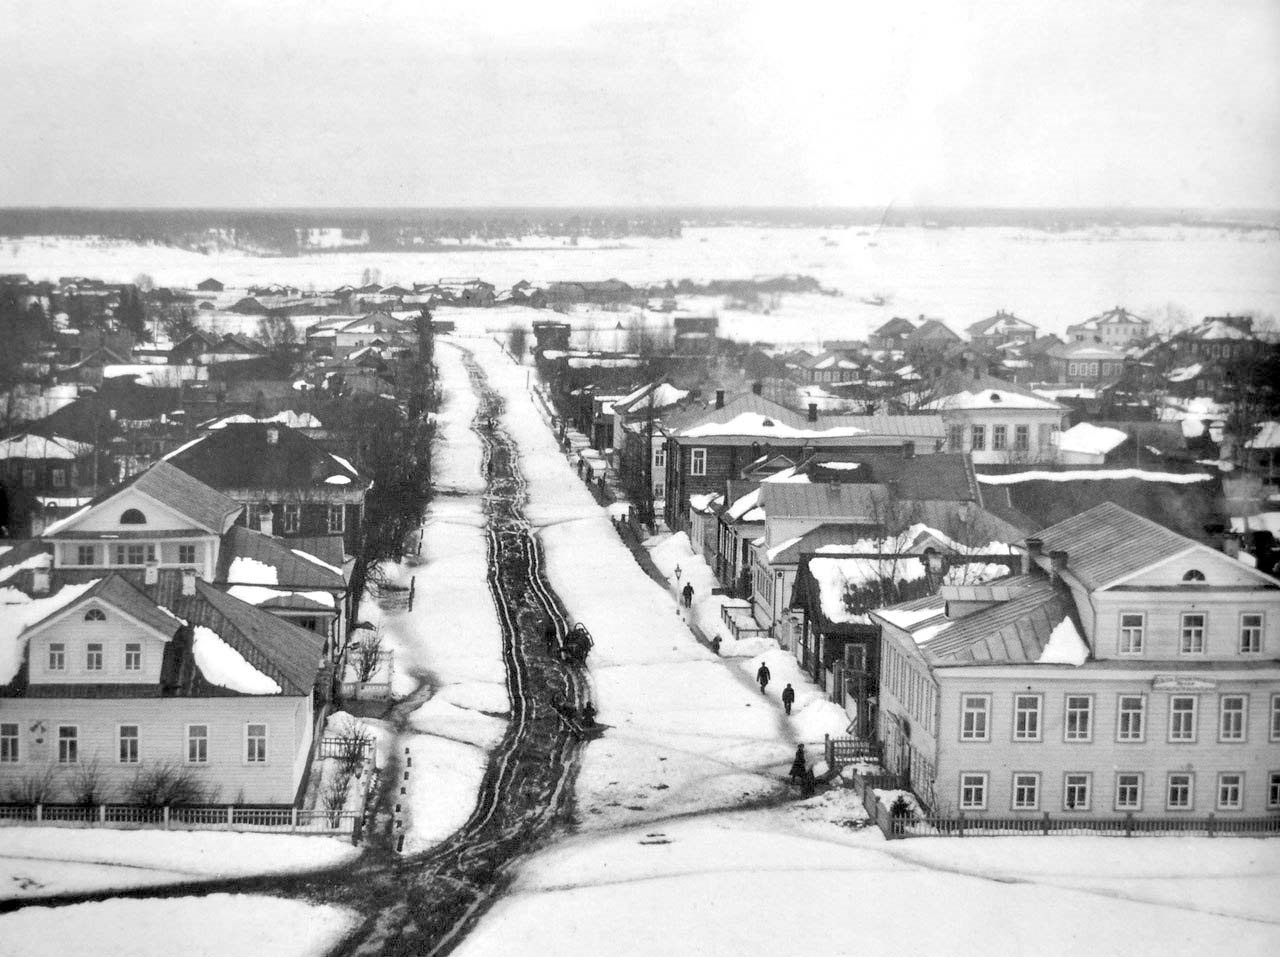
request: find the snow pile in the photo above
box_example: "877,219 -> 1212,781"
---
0,550 -> 52,585
208,410 -> 323,430
809,556 -> 927,623
1037,617 -> 1090,666
226,555 -> 278,585
1247,421 -> 1280,449
1055,421 -> 1127,456
226,585 -> 336,608
725,487 -> 760,520
876,604 -> 942,629
329,452 -> 358,474
0,580 -> 99,684
325,474 -> 352,485
976,468 -> 1211,485
683,412 -> 866,439
192,625 -> 282,694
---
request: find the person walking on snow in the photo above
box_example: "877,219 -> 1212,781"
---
788,744 -> 806,783
781,683 -> 795,715
681,582 -> 694,608
756,661 -> 771,694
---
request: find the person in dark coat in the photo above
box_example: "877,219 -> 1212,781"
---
781,683 -> 795,715
543,620 -> 557,655
710,636 -> 722,655
581,701 -> 597,726
788,744 -> 806,783
756,662 -> 771,694
681,582 -> 694,608
801,764 -> 817,797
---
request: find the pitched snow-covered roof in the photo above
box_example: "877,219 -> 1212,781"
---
1055,422 -> 1128,457
0,433 -> 94,461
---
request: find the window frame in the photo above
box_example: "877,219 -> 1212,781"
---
959,693 -> 992,742
0,722 -> 18,764
1215,772 -> 1244,811
186,724 -> 209,764
991,424 -> 1008,451
947,425 -> 964,452
76,544 -> 97,566
118,724 -> 140,764
57,725 -> 78,764
1116,693 -> 1146,742
1218,694 -> 1247,743
1268,771 -> 1280,811
1118,612 -> 1145,656
1012,693 -> 1042,742
970,425 -> 986,452
245,722 -> 268,765
1013,424 -> 1029,451
1011,772 -> 1040,811
1114,772 -> 1143,812
327,505 -> 345,535
47,642 -> 66,672
123,642 -> 142,672
1063,772 -> 1093,812
1166,772 -> 1195,810
1063,694 -> 1094,742
1168,695 -> 1199,743
282,503 -> 301,534
689,447 -> 708,477
1179,612 -> 1206,654
85,642 -> 104,672
958,772 -> 988,811
652,446 -> 666,470
84,608 -> 106,623
1271,694 -> 1280,742
1239,612 -> 1263,654
178,543 -> 197,565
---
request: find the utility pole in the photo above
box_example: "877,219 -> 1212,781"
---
639,390 -> 656,530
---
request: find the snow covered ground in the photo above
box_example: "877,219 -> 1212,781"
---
454,341 -> 1280,957
0,828 -> 358,901
0,894 -> 357,957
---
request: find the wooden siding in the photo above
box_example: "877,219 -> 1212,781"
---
1091,589 -> 1279,661
28,608 -> 170,686
0,695 -> 312,805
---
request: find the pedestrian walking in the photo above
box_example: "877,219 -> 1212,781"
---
756,661 -> 771,694
788,744 -> 806,783
801,764 -> 817,797
681,582 -> 694,608
710,636 -> 722,656
781,683 -> 795,715
581,701 -> 597,727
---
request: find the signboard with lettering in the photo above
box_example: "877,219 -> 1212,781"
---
1152,675 -> 1216,691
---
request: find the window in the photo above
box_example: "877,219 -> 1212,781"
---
327,506 -> 345,534
1116,695 -> 1146,742
84,608 -> 106,622
992,425 -> 1008,451
1216,773 -> 1243,811
1179,613 -> 1205,654
960,694 -> 991,741
1272,694 -> 1280,742
118,725 -> 139,763
1014,425 -> 1029,451
1064,695 -> 1093,741
178,544 -> 196,565
1068,362 -> 1079,377
48,643 -> 65,671
653,447 -> 666,469
76,544 -> 96,566
654,482 -> 665,499
970,425 -> 986,452
119,508 -> 147,524
1012,694 -> 1042,741
1219,695 -> 1247,742
86,642 -> 103,671
124,642 -> 142,672
1169,695 -> 1198,742
947,425 -> 964,452
51,468 -> 66,488
1012,773 -> 1040,810
187,725 -> 208,763
0,723 -> 17,763
21,467 -> 35,487
1181,569 -> 1206,582
246,723 -> 267,763
58,726 -> 78,763
959,773 -> 987,810
1240,613 -> 1263,654
1115,773 -> 1143,811
1063,773 -> 1092,811
282,503 -> 300,533
690,448 -> 707,477
1118,613 -> 1144,655
115,543 -> 156,566
1269,772 -> 1280,810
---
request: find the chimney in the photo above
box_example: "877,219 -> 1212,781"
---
715,390 -> 725,409
144,560 -> 159,586
1049,550 -> 1068,580
902,441 -> 915,460
182,566 -> 197,596
807,403 -> 818,423
266,427 -> 279,445
259,509 -> 274,537
752,381 -> 763,396
1022,537 -> 1044,575
31,567 -> 50,596
1222,533 -> 1241,559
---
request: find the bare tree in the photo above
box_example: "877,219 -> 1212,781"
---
353,632 -> 385,683
256,313 -> 300,355
507,323 -> 528,360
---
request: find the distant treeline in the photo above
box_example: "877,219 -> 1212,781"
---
0,206 -> 1275,250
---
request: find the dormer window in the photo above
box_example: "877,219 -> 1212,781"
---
1182,569 -> 1206,582
84,609 -> 106,622
120,508 -> 147,525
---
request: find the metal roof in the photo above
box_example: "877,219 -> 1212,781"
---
1033,501 -> 1196,589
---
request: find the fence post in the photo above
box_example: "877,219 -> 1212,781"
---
163,806 -> 171,830
35,803 -> 42,822
1042,811 -> 1050,836
291,807 -> 298,832
957,812 -> 965,838
825,734 -> 833,768
99,804 -> 106,825
409,576 -> 416,612
1207,813 -> 1215,838
227,805 -> 234,827
1125,812 -> 1133,837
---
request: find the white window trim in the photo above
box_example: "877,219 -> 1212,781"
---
1012,693 -> 1043,742
1215,772 -> 1245,811
1063,772 -> 1093,812
1063,694 -> 1094,743
85,642 -> 104,672
1011,772 -> 1041,811
1179,612 -> 1207,656
57,724 -> 79,764
1115,693 -> 1146,743
1166,772 -> 1195,811
1217,694 -> 1248,743
117,724 -> 140,764
959,693 -> 992,742
123,642 -> 143,672
1114,772 -> 1144,812
0,721 -> 19,764
1168,695 -> 1199,743
47,642 -> 66,673
327,505 -> 345,534
244,722 -> 269,765
1271,694 -> 1280,742
1118,612 -> 1145,656
282,504 -> 301,534
689,447 -> 707,477
958,772 -> 988,811
1239,612 -> 1264,655
186,724 -> 210,764
1268,771 -> 1280,811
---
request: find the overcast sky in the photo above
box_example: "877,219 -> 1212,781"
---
2,0 -> 1277,208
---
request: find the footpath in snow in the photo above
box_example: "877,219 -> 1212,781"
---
451,340 -> 1280,957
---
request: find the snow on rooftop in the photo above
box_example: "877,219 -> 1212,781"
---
325,475 -> 352,485
683,412 -> 866,439
1055,422 -> 1128,456
932,388 -> 1062,411
227,585 -> 336,609
0,434 -> 94,460
688,493 -> 721,512
976,468 -> 1211,485
1036,617 -> 1089,666
0,580 -> 100,684
291,548 -> 344,575
809,556 -> 927,623
726,488 -> 761,521
209,411 -> 323,430
876,604 -> 943,630
1166,363 -> 1203,383
160,434 -> 207,461
192,624 -> 282,695
1247,421 -> 1280,449
0,550 -> 52,585
227,556 -> 279,585
765,536 -> 803,562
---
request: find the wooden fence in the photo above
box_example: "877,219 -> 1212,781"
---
0,803 -> 363,838
317,736 -> 377,760
823,735 -> 882,769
